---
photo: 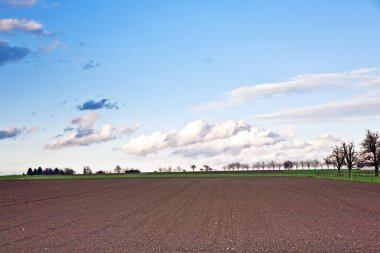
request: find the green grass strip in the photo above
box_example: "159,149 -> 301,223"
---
0,169 -> 378,183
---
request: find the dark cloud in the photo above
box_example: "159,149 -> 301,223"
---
0,126 -> 38,140
0,127 -> 22,140
83,60 -> 100,70
75,128 -> 94,138
0,41 -> 31,66
77,99 -> 118,111
63,127 -> 74,132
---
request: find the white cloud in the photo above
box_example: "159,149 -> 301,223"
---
117,123 -> 142,136
251,96 -> 380,122
0,0 -> 37,7
0,18 -> 44,34
45,113 -> 141,149
119,119 -> 342,165
38,40 -> 64,52
195,68 -> 380,111
71,112 -> 98,129
45,124 -> 114,149
120,120 -> 253,156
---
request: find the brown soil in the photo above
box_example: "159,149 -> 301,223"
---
0,177 -> 379,252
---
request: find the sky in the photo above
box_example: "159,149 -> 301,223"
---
1,0 -> 380,174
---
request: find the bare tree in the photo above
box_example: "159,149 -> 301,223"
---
260,162 -> 266,170
83,166 -> 92,175
293,161 -> 299,170
268,160 -> 276,170
114,165 -> 122,174
342,142 -> 359,177
251,162 -> 260,171
328,145 -> 345,173
361,130 -> 380,177
229,162 -> 241,171
311,160 -> 320,170
203,164 -> 212,171
283,160 -> 294,170
191,164 -> 196,172
242,163 -> 250,171
305,160 -> 312,170
323,157 -> 332,169
300,160 -> 305,170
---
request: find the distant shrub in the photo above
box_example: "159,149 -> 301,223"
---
125,169 -> 140,174
64,168 -> 75,175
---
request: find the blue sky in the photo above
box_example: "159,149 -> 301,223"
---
1,0 -> 380,174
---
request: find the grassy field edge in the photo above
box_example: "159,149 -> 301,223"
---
0,170 -> 378,183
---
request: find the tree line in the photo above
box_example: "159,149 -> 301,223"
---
153,131 -> 379,177
222,160 -> 325,171
27,167 -> 75,176
325,130 -> 379,177
219,129 -> 379,177
83,165 -> 140,175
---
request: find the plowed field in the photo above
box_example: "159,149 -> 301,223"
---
1,177 -> 379,252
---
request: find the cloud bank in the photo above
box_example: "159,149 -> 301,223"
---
45,113 -> 141,149
77,99 -> 118,111
119,120 -> 341,164
195,68 -> 380,110
251,96 -> 380,122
